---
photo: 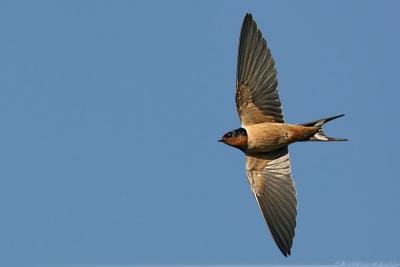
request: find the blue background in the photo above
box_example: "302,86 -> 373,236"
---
0,0 -> 399,264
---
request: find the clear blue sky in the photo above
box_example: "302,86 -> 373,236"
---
0,0 -> 399,264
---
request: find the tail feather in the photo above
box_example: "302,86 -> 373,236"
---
302,114 -> 347,142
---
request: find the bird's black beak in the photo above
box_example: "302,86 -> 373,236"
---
218,139 -> 223,142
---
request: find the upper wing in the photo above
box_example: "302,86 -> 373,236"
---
246,148 -> 297,256
236,13 -> 284,126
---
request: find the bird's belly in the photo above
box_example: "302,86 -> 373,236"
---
246,123 -> 291,153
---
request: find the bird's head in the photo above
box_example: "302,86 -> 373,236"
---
218,128 -> 248,151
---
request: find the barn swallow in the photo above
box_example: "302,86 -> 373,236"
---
219,13 -> 347,257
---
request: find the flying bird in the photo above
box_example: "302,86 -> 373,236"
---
219,13 -> 347,257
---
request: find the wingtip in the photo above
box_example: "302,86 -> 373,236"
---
280,247 -> 291,257
244,13 -> 253,21
277,249 -> 289,257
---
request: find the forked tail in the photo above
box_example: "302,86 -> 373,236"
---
301,114 -> 348,141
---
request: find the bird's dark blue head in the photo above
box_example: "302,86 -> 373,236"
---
220,128 -> 247,140
218,127 -> 248,151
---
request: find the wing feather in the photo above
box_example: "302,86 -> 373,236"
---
255,195 -> 289,255
246,149 -> 297,256
236,13 -> 284,126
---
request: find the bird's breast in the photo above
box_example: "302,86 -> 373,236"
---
245,123 -> 293,153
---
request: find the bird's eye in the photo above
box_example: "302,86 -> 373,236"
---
225,132 -> 233,138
